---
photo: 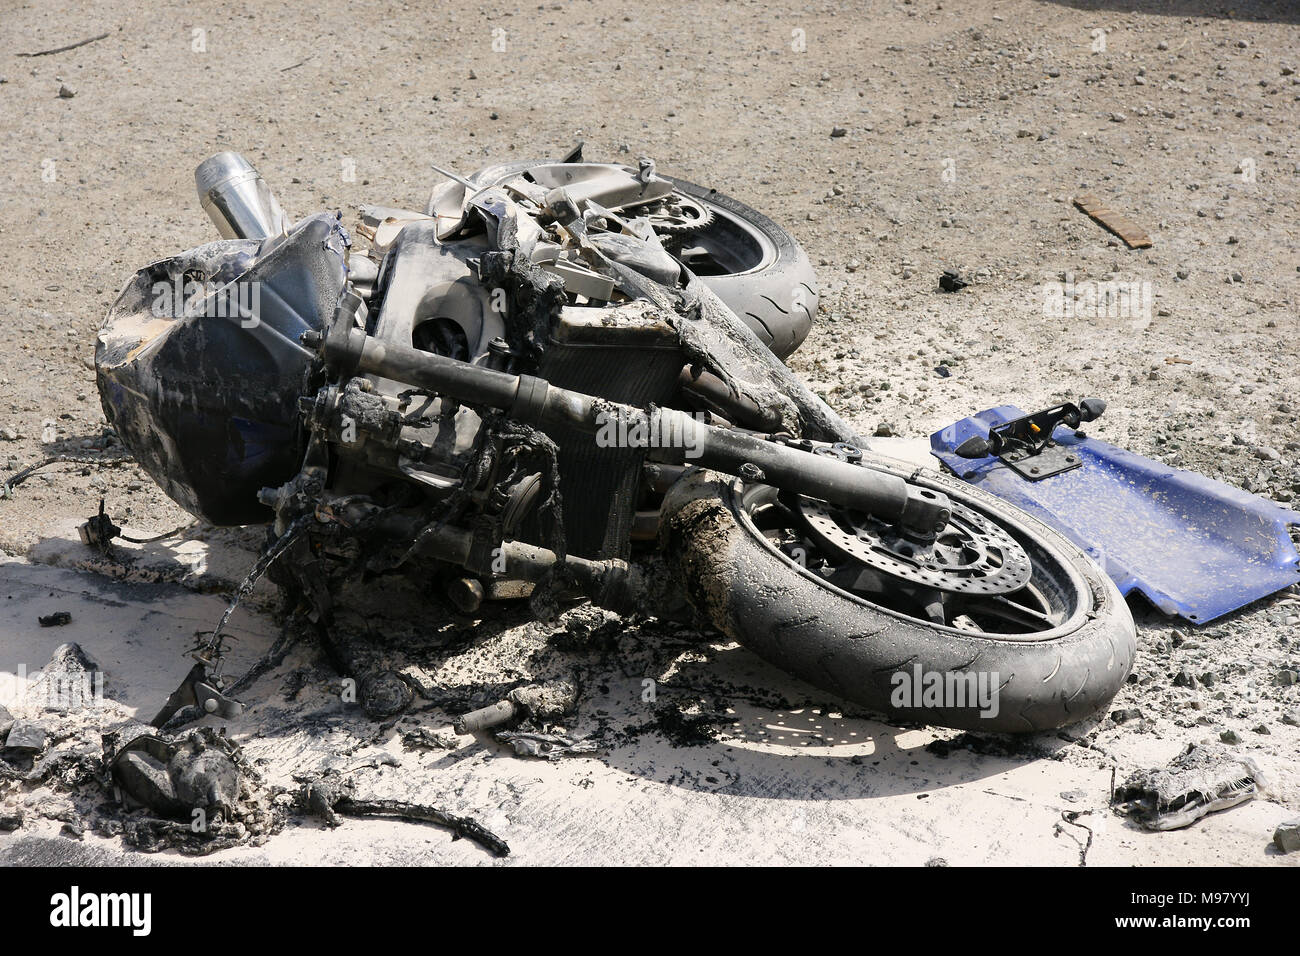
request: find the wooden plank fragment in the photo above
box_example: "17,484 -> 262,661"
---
1073,193 -> 1153,249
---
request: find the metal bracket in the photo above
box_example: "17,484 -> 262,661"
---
997,442 -> 1084,481
952,398 -> 1105,482
150,663 -> 245,728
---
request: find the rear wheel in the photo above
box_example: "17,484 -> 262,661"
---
660,466 -> 1136,733
438,160 -> 818,359
657,175 -> 816,359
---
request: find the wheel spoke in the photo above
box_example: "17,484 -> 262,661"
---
959,592 -> 1061,630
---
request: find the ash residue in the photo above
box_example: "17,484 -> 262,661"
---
623,701 -> 728,747
926,731 -> 1057,759
545,604 -> 627,653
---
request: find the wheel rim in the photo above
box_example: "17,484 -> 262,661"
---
735,479 -> 1092,642
666,201 -> 776,278
462,162 -> 778,279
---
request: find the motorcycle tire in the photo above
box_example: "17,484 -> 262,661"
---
658,174 -> 817,360
660,466 -> 1137,733
443,160 -> 818,360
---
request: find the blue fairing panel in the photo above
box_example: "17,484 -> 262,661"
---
931,406 -> 1300,624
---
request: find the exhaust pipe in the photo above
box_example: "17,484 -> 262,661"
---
194,151 -> 290,240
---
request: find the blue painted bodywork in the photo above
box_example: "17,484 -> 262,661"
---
930,405 -> 1300,624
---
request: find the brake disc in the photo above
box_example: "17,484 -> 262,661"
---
796,495 -> 1033,596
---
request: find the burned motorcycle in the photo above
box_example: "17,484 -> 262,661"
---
95,148 -> 1136,733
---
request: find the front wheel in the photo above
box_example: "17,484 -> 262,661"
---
660,466 -> 1136,733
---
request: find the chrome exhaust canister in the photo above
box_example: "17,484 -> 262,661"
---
194,151 -> 290,240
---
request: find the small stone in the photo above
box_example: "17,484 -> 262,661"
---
1219,729 -> 1241,745
58,84 -> 76,99
1111,707 -> 1143,724
1274,669 -> 1298,686
874,423 -> 894,438
0,427 -> 18,441
1275,818 -> 1300,853
1157,40 -> 1169,50
1253,723 -> 1271,735
1109,112 -> 1127,123
830,127 -> 847,139
1253,446 -> 1281,462
0,811 -> 23,832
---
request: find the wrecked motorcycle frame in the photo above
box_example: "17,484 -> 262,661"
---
96,148 -> 1136,733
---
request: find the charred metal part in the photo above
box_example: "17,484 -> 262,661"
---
475,207 -> 567,365
79,499 -> 121,551
447,576 -> 485,613
495,731 -> 599,759
454,699 -> 517,734
108,728 -> 243,821
631,510 -> 661,541
405,525 -> 644,615
453,679 -> 577,735
588,231 -> 681,286
149,663 -> 245,728
643,462 -> 687,494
